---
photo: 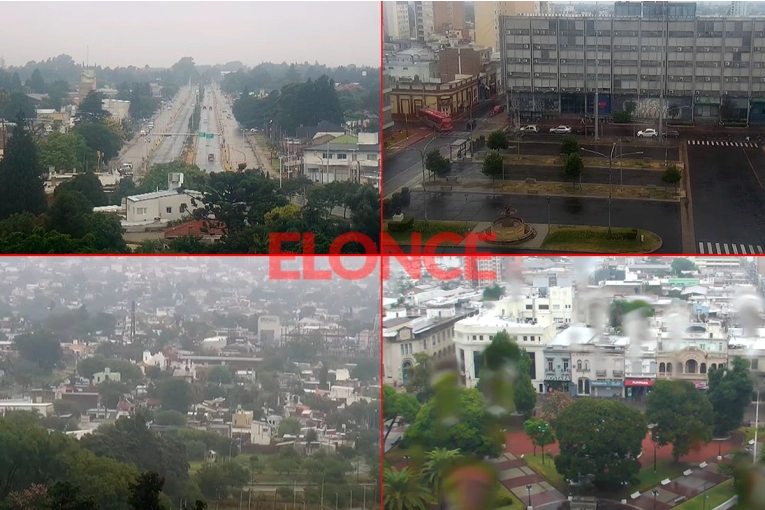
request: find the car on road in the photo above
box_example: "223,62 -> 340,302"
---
549,125 -> 572,134
637,128 -> 658,138
208,153 -> 215,162
663,130 -> 680,139
520,125 -> 539,133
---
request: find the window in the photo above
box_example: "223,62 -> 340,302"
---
367,154 -> 378,161
337,154 -> 347,160
577,360 -> 582,370
136,207 -> 147,215
166,207 -> 172,214
400,345 -> 404,355
563,361 -> 569,372
479,335 -> 484,340
523,336 -> 528,341
547,359 -> 554,371
525,304 -> 533,310
180,203 -> 188,213
538,304 -> 549,310
584,360 -> 590,370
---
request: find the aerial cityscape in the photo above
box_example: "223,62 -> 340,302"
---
0,256 -> 381,509
383,1 -> 765,256
0,2 -> 381,254
383,255 -> 765,509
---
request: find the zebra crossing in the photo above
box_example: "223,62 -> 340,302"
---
687,140 -> 760,148
698,242 -> 764,255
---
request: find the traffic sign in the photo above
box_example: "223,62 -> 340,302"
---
207,133 -> 214,139
198,132 -> 206,138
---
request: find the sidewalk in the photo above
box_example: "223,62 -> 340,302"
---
384,127 -> 435,157
247,134 -> 279,178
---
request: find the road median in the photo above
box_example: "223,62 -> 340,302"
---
422,179 -> 684,201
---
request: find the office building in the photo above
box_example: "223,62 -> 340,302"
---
730,1 -> 748,17
385,1 -> 412,41
413,1 -> 435,42
464,256 -> 502,288
433,1 -> 466,35
499,7 -> 765,123
475,1 -> 550,51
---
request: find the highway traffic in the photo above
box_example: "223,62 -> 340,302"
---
152,85 -> 195,164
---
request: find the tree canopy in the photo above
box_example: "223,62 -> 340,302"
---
645,380 -> 714,461
554,398 -> 646,489
0,113 -> 48,220
707,356 -> 754,436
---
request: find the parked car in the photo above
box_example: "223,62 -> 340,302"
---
493,105 -> 505,114
637,128 -> 658,138
663,130 -> 680,139
549,125 -> 572,134
520,125 -> 539,133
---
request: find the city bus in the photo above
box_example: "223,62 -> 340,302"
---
420,110 -> 453,132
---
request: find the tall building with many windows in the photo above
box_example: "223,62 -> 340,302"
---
413,1 -> 435,42
433,1 -> 466,35
384,1 -> 412,41
500,9 -> 765,124
475,1 -> 551,51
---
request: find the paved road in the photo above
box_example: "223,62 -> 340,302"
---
194,85 -> 226,173
114,86 -> 189,170
154,86 -> 196,165
402,192 -> 682,253
214,85 -> 250,169
688,142 -> 765,254
451,161 -> 665,186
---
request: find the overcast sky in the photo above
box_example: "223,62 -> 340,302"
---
1,1 -> 380,68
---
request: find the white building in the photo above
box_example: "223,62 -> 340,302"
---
464,257 -> 502,289
142,350 -> 168,369
453,313 -> 556,392
413,1 -> 435,42
0,401 -> 54,417
302,133 -> 380,184
258,316 -> 281,345
730,1 -> 748,16
201,336 -> 227,353
92,367 -> 121,385
496,285 -> 575,326
102,99 -> 130,122
384,1 -> 411,40
123,189 -> 204,225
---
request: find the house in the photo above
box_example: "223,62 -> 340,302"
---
163,220 -> 225,242
302,133 -> 380,184
124,189 -> 204,225
92,367 -> 120,385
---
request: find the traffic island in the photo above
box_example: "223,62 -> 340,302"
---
493,154 -> 681,171
383,219 -> 478,248
540,225 -> 662,253
445,180 -> 684,201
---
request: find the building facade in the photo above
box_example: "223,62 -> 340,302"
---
383,74 -> 395,132
499,12 -> 765,123
414,1 -> 435,42
390,76 -> 481,120
433,1 -> 466,35
570,339 -> 627,397
124,190 -> 204,224
475,1 -> 548,51
656,323 -> 729,389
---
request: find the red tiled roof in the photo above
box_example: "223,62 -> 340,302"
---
163,220 -> 225,239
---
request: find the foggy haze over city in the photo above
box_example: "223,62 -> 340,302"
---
0,1 -> 380,68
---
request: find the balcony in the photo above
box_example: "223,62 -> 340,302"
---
613,370 -> 624,378
596,370 -> 607,377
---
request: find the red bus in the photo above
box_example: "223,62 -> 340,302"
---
420,110 -> 453,132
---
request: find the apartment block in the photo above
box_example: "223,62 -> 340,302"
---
499,7 -> 765,123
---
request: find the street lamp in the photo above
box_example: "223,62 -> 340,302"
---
581,144 -> 644,234
754,387 -> 761,464
652,489 -> 659,510
526,484 -> 533,509
648,423 -> 659,473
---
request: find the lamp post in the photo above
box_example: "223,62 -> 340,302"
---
526,484 -> 533,509
581,144 -> 644,234
648,423 -> 659,473
652,489 -> 659,510
754,387 -> 761,464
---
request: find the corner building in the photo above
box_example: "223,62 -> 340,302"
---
499,2 -> 765,123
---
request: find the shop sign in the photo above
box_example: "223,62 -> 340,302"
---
590,380 -> 624,387
625,379 -> 654,387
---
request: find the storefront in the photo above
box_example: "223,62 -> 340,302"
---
545,375 -> 572,396
625,378 -> 654,400
590,380 -> 624,398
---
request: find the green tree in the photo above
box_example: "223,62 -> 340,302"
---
404,387 -> 503,458
514,349 -> 538,420
46,481 -> 99,510
523,419 -> 555,462
645,380 -> 714,462
481,150 -> 504,186
76,91 -> 111,124
422,448 -> 462,510
128,471 -> 165,510
154,410 -> 187,427
158,379 -> 193,413
206,365 -> 235,385
46,190 -> 95,239
29,69 -> 46,94
707,356 -> 754,436
563,152 -> 583,188
560,135 -> 579,155
609,299 -> 654,329
54,171 -> 108,206
720,97 -> 738,122
424,149 -> 451,178
662,164 -> 682,192
383,385 -> 421,443
138,162 -> 208,195
37,132 -> 93,174
486,130 -> 509,151
13,330 -> 63,372
0,112 -> 48,219
539,390 -> 573,425
554,398 -> 646,489
73,122 -> 123,162
671,257 -> 698,275
278,417 -> 301,437
383,466 -> 434,510
404,352 -> 435,403
482,284 -> 505,301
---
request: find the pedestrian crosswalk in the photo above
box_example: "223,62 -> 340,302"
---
687,140 -> 760,148
698,242 -> 764,254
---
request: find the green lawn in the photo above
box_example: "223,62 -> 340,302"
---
523,452 -> 566,491
673,479 -> 736,510
635,460 -> 688,492
740,426 -> 765,443
383,220 -> 477,246
541,225 -> 662,253
494,483 -> 527,509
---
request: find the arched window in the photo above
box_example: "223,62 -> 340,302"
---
402,360 -> 413,384
577,360 -> 582,370
710,363 -> 717,370
700,363 -> 707,374
584,360 -> 590,370
659,362 -> 666,374
667,363 -> 672,374
578,378 -> 590,395
685,359 -> 698,374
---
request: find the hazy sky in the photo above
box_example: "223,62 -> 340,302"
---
1,1 -> 380,68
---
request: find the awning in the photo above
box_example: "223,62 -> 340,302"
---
625,379 -> 654,387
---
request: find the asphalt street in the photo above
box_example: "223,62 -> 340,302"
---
688,142 -> 765,252
114,86 -> 189,169
194,86 -> 227,173
383,134 -> 679,194
154,86 -> 196,165
450,161 -> 665,186
214,85 -> 250,169
402,192 -> 682,253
